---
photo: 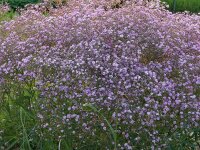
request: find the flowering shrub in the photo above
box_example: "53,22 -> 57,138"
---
0,0 -> 200,149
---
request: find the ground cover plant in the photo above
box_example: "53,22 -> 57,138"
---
0,0 -> 200,149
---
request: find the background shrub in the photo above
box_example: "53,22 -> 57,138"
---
162,0 -> 200,13
0,0 -> 40,10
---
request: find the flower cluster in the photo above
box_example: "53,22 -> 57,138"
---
0,3 -> 10,15
0,0 -> 200,149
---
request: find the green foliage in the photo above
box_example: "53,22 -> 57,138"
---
0,0 -> 40,10
0,80 -> 74,149
0,11 -> 16,23
83,103 -> 118,150
166,128 -> 200,149
163,0 -> 200,13
0,81 -> 38,149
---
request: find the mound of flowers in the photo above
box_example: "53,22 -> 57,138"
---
0,0 -> 200,149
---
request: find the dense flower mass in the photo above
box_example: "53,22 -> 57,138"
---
0,0 -> 200,149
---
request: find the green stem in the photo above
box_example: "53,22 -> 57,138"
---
172,0 -> 177,12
